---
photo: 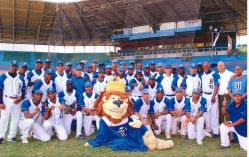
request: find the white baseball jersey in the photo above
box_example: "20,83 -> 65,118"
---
152,97 -> 166,114
148,82 -> 158,100
184,74 -> 202,96
54,71 -> 68,93
82,92 -> 98,109
93,79 -> 107,95
45,97 -> 65,124
161,74 -> 175,96
126,73 -> 135,83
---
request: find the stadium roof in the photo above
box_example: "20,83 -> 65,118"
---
0,0 -> 247,45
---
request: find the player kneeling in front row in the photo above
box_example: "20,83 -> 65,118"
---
170,87 -> 188,138
185,88 -> 207,145
219,92 -> 247,151
42,88 -> 68,141
81,82 -> 100,136
152,86 -> 173,139
19,90 -> 50,143
59,79 -> 83,139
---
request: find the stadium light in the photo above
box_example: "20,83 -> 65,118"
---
41,0 -> 86,3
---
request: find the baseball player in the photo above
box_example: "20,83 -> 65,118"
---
92,60 -> 99,73
125,65 -> 135,83
33,69 -> 55,102
111,60 -> 119,74
81,82 -> 100,136
152,87 -> 173,139
149,62 -> 157,76
42,88 -> 68,141
85,64 -> 97,81
53,61 -> 68,93
64,62 -> 73,78
116,67 -> 128,85
170,87 -> 188,137
219,92 -> 247,151
133,89 -> 156,130
160,64 -> 175,99
228,66 -> 247,101
18,90 -> 50,144
72,65 -> 87,94
144,75 -> 159,100
185,88 -> 207,145
181,64 -> 202,97
201,61 -> 220,138
27,59 -> 44,99
172,64 -> 186,88
0,61 -> 26,143
105,65 -> 113,82
43,59 -> 51,71
155,63 -> 165,83
93,69 -> 107,95
129,70 -> 145,100
58,79 -> 83,139
143,65 -> 151,84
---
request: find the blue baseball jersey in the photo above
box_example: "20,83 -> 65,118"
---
227,75 -> 247,94
226,100 -> 247,137
71,76 -> 87,94
58,90 -> 83,107
27,69 -> 43,82
134,98 -> 154,115
170,97 -> 190,111
185,97 -> 207,113
21,99 -> 46,115
151,97 -> 174,112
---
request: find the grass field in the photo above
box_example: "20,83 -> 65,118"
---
0,132 -> 246,157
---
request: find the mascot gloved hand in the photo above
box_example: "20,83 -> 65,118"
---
85,78 -> 174,151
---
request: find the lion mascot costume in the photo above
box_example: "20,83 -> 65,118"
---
85,78 -> 174,151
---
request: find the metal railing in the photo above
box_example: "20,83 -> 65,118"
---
110,47 -> 228,60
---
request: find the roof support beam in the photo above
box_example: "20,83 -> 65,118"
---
25,1 -> 31,33
36,3 -> 45,44
12,0 -> 15,42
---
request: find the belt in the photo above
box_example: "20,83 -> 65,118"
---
166,94 -> 174,97
4,95 -> 18,99
204,92 -> 212,95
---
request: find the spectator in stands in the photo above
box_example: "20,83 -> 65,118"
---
111,60 -> 118,74
228,66 -> 247,101
217,61 -> 234,123
43,59 -> 51,71
219,92 -> 247,151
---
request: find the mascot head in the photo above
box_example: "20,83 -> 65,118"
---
94,78 -> 133,124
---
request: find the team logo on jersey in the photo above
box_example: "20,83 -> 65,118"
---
209,78 -> 214,89
117,126 -> 128,137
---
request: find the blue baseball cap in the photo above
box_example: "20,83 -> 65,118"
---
75,65 -> 82,70
44,59 -> 51,63
92,60 -> 97,63
86,64 -> 92,68
66,79 -> 73,85
56,61 -> 64,66
85,81 -> 92,87
36,59 -> 43,63
165,64 -> 171,68
129,61 -> 135,64
45,69 -> 53,75
112,60 -> 118,63
119,67 -> 125,72
157,63 -> 164,67
10,60 -> 19,66
175,87 -> 183,92
106,65 -> 112,69
136,70 -> 143,74
20,62 -> 28,67
47,88 -> 56,93
98,69 -> 105,73
192,88 -> 201,94
156,87 -> 164,93
120,62 -> 126,65
125,86 -> 131,92
65,62 -> 72,66
144,65 -> 150,69
197,62 -> 202,65
128,65 -> 134,69
32,89 -> 43,94
178,64 -> 184,68
142,89 -> 149,94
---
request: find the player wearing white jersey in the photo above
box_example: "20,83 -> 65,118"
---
53,61 -> 68,93
81,82 -> 100,136
42,88 -> 68,141
0,61 -> 26,144
93,69 -> 107,95
59,79 -> 83,139
201,62 -> 220,138
18,90 -> 50,144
